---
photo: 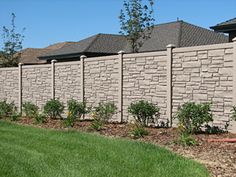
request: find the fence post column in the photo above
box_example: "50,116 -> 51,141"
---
80,55 -> 86,103
233,37 -> 236,106
51,60 -> 57,99
118,51 -> 125,123
18,63 -> 23,114
166,44 -> 175,127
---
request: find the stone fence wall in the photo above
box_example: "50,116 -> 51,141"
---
0,40 -> 236,131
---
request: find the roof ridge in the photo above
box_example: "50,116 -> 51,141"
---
83,34 -> 101,52
216,17 -> 236,26
177,21 -> 183,47
153,20 -> 182,27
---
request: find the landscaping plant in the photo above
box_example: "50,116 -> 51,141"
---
0,100 -> 16,118
64,99 -> 90,127
10,111 -> 21,121
34,113 -> 47,124
128,100 -> 160,126
130,122 -> 149,138
175,102 -> 213,134
91,102 -> 117,131
231,106 -> 236,121
22,102 -> 39,118
43,99 -> 64,119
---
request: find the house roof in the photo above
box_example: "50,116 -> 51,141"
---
19,42 -> 73,64
38,20 -> 228,60
210,18 -> 236,32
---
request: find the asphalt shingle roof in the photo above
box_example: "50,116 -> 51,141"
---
34,21 -> 228,60
212,18 -> 236,27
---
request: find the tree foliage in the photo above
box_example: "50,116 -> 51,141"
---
119,0 -> 155,53
0,13 -> 25,67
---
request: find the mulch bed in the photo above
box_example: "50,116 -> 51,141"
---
7,117 -> 236,177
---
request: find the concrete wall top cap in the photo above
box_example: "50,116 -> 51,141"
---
233,37 -> 236,42
166,44 -> 176,48
51,59 -> 57,63
118,51 -> 125,54
18,63 -> 23,66
80,55 -> 87,59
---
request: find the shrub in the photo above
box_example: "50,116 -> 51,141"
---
90,102 -> 117,131
94,102 -> 117,122
90,118 -> 103,131
43,99 -> 64,119
22,102 -> 39,118
204,125 -> 225,134
67,99 -> 89,119
175,102 -> 213,134
10,111 -> 21,121
34,113 -> 47,124
64,99 -> 90,128
130,123 -> 149,138
231,106 -> 236,121
176,133 -> 197,146
128,100 -> 160,126
0,100 -> 16,118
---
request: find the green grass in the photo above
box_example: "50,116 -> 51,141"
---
0,121 -> 209,177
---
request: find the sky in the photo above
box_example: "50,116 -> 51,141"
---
0,0 -> 235,49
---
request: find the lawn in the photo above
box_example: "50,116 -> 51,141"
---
0,121 -> 209,177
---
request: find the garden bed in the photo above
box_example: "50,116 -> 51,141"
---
12,117 -> 236,177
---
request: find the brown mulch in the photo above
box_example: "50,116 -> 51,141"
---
9,118 -> 236,177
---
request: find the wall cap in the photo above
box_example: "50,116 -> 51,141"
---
51,59 -> 57,63
80,55 -> 87,59
118,51 -> 125,54
233,37 -> 236,42
166,44 -> 176,48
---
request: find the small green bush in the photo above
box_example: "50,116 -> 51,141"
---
231,106 -> 236,121
176,133 -> 197,147
204,125 -> 225,134
22,102 -> 39,118
90,102 -> 117,131
10,111 -> 21,121
34,113 -> 47,124
175,102 -> 213,134
128,100 -> 160,126
94,102 -> 117,122
131,123 -> 149,138
67,99 -> 89,119
0,100 -> 16,118
43,99 -> 64,119
90,119 -> 103,131
64,99 -> 90,128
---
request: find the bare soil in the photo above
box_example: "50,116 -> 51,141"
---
10,117 -> 236,177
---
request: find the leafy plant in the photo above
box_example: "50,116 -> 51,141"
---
0,13 -> 25,67
130,123 -> 149,138
204,124 -> 225,134
128,100 -> 159,126
10,111 -> 21,121
90,102 -> 117,131
231,106 -> 236,121
43,99 -> 64,119
67,99 -> 89,119
22,102 -> 39,118
64,99 -> 90,128
175,102 -> 213,134
0,100 -> 16,118
34,113 -> 47,124
176,133 -> 197,147
94,102 -> 117,122
90,118 -> 103,131
119,0 -> 155,52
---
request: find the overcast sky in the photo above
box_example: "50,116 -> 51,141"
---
0,0 -> 235,49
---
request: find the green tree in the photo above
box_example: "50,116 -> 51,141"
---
119,0 -> 155,53
0,13 -> 25,67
